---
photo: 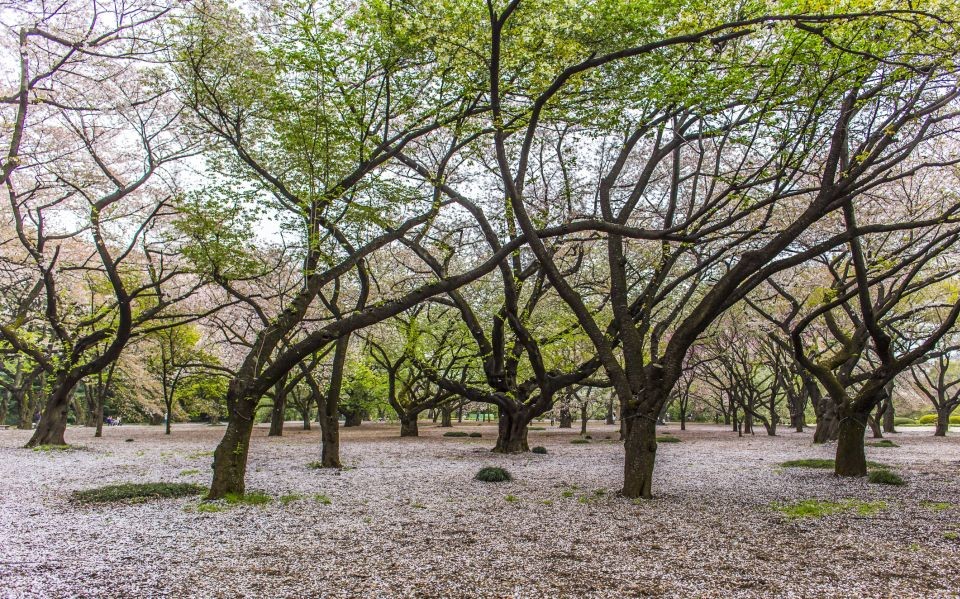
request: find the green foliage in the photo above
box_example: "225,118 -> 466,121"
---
73,482 -> 204,504
197,503 -> 223,513
179,469 -> 201,477
306,461 -> 325,469
894,417 -> 917,426
868,469 -> 905,486
656,435 -> 681,443
280,493 -> 304,505
468,432 -> 482,438
917,414 -> 939,425
531,446 -> 548,454
224,491 -> 272,506
773,499 -> 887,519
313,494 -> 333,505
443,431 -> 469,438
944,532 -> 959,541
570,438 -> 590,444
866,440 -> 899,448
504,494 -> 519,503
475,466 -> 511,482
31,444 -> 73,453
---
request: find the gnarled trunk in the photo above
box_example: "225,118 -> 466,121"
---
493,408 -> 530,453
26,374 -> 75,447
835,409 -> 869,477
399,415 -> 419,437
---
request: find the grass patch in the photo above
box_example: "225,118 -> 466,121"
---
279,493 -> 304,505
780,458 -> 887,470
570,438 -> 590,444
561,490 -> 574,498
196,502 -> 223,513
313,493 -> 332,505
657,435 -> 681,443
443,431 -> 469,438
920,501 -> 954,511
468,432 -> 482,438
868,469 -> 905,486
504,494 -> 519,503
780,458 -> 835,469
773,499 -> 887,519
224,491 -> 272,506
944,532 -> 959,541
531,446 -> 548,454
187,450 -> 214,459
475,466 -> 511,482
31,444 -> 73,453
179,469 -> 201,477
866,440 -> 900,448
73,482 -> 204,504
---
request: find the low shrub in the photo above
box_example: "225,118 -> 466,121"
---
657,435 -> 681,443
73,482 -> 205,504
917,414 -> 938,425
528,427 -> 546,431
866,440 -> 899,448
468,432 -> 482,438
443,431 -> 469,438
868,469 -> 905,486
570,438 -> 590,444
893,416 -> 917,426
531,446 -> 548,454
475,466 -> 511,482
951,415 -> 960,425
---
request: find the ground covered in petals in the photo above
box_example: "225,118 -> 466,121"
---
1,423 -> 958,598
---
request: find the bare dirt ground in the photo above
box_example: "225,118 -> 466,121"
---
1,422 -> 958,598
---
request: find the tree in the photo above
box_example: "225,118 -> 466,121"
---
911,343 -> 960,436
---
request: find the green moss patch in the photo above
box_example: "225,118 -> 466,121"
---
773,499 -> 887,519
73,482 -> 205,504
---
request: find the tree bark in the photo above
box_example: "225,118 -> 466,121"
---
834,409 -> 869,477
440,406 -> 452,427
493,408 -> 530,453
580,404 -> 588,435
558,405 -> 572,428
209,389 -> 257,498
26,374 -> 75,447
622,416 -> 657,499
882,385 -> 896,434
935,408 -> 949,437
399,415 -> 419,437
268,377 -> 287,437
605,398 -> 615,425
319,335 -> 350,468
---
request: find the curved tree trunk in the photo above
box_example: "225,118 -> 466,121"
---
26,374 -> 75,447
209,387 -> 257,498
319,336 -> 350,468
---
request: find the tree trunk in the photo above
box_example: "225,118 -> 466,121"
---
881,381 -> 896,434
440,406 -> 452,427
622,416 -> 657,499
16,388 -> 32,430
26,375 -> 74,447
457,404 -> 463,423
835,409 -> 869,477
493,408 -> 530,453
679,406 -> 687,431
209,390 -> 257,498
934,408 -> 949,437
301,407 -> 311,431
558,405 -> 572,428
606,398 -> 615,425
580,404 -> 588,436
791,412 -> 805,433
319,336 -> 350,468
813,402 -> 840,444
165,399 -> 173,435
342,410 -> 362,427
268,378 -> 287,437
95,394 -> 104,438
868,412 -> 882,439
400,414 -> 419,437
